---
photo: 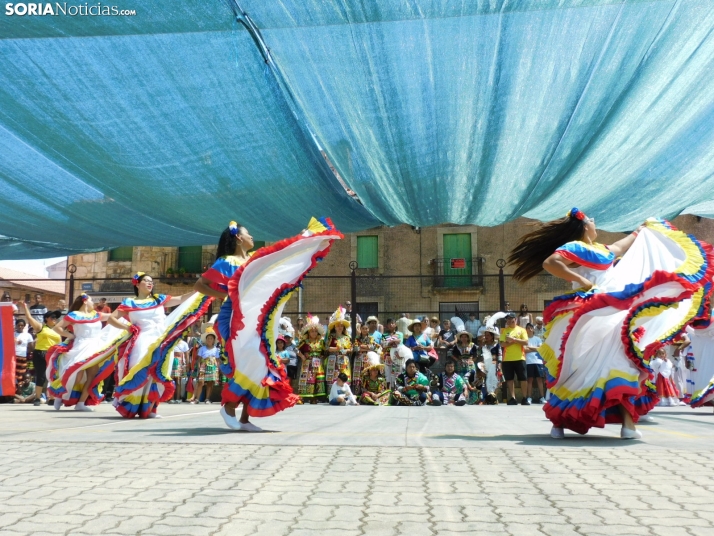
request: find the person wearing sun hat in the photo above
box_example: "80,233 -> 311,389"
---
352,323 -> 382,396
451,330 -> 479,403
326,306 -> 353,385
365,315 -> 382,344
404,317 -> 436,373
359,361 -> 390,405
296,314 -> 327,403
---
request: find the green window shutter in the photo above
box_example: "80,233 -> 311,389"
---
178,246 -> 203,273
357,235 -> 378,269
443,233 -> 472,288
108,247 -> 133,262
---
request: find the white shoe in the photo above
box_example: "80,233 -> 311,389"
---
550,426 -> 565,439
148,413 -> 162,419
239,421 -> 263,433
538,397 -> 546,404
527,397 -> 532,404
74,402 -> 94,412
679,401 -> 687,406
220,406 -> 242,430
54,398 -> 63,411
639,415 -> 655,423
621,427 -> 642,440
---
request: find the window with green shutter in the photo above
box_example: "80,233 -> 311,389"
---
178,246 -> 203,273
108,247 -> 133,262
357,236 -> 379,269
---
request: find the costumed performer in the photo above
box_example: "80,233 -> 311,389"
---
650,347 -> 685,407
326,307 -> 352,384
46,293 -> 131,411
194,218 -> 342,430
352,323 -> 382,394
508,209 -> 714,439
359,361 -> 390,405
680,321 -> 714,409
112,273 -> 212,418
296,315 -> 327,404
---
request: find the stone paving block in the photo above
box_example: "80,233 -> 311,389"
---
105,515 -> 163,533
395,521 -> 435,535
432,521 -> 510,534
575,524 -> 652,535
504,523 -> 548,536
537,523 -> 584,536
0,515 -> 26,530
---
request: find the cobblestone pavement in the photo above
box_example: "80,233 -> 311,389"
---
1,404 -> 713,536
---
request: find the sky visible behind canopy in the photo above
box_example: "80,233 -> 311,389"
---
1,0 -> 714,259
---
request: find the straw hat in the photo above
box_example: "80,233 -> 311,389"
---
362,362 -> 385,379
301,314 -> 325,337
407,318 -> 424,333
366,315 -> 379,325
456,330 -> 473,344
201,327 -> 217,345
328,306 -> 351,333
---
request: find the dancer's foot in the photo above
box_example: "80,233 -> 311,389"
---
75,402 -> 94,412
639,415 -> 655,423
53,398 -> 63,411
538,397 -> 546,404
148,412 -> 161,419
239,421 -> 262,433
550,426 -> 565,439
220,406 -> 242,430
621,426 -> 642,440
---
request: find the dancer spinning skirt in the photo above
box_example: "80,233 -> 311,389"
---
650,348 -> 683,406
113,273 -> 212,418
509,211 -> 714,439
196,218 -> 342,429
46,293 -> 131,411
683,322 -> 714,408
297,316 -> 327,402
326,307 -> 352,384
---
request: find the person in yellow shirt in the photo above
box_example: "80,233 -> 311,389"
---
499,312 -> 530,405
21,302 -> 62,406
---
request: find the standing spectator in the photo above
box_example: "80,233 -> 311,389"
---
13,319 -> 33,385
329,372 -> 359,405
282,332 -> 299,389
437,319 -> 457,354
481,327 -> 502,401
352,324 -> 381,395
464,313 -> 481,338
534,316 -> 546,338
295,316 -> 305,334
425,317 -> 440,342
396,313 -> 411,338
94,298 -> 112,328
381,319 -> 404,387
28,294 -> 47,324
170,335 -> 190,403
344,301 -> 362,325
524,323 -> 546,404
3,293 -> 19,315
57,299 -> 68,316
366,316 -> 382,344
517,304 -> 533,329
392,359 -> 430,406
431,361 -> 467,406
189,329 -> 219,404
13,373 -> 36,404
20,303 -> 61,406
452,331 -> 478,382
405,319 -> 436,373
499,313 -> 529,406
296,316 -> 327,404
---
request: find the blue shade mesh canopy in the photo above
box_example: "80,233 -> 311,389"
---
1,0 -> 714,259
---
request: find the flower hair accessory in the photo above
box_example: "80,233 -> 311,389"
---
228,221 -> 239,237
131,272 -> 146,287
567,207 -> 586,221
80,293 -> 89,302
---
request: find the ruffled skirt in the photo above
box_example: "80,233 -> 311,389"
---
542,220 -> 714,434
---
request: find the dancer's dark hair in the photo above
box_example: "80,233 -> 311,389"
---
216,223 -> 243,259
68,295 -> 86,312
508,215 -> 586,282
133,273 -> 158,301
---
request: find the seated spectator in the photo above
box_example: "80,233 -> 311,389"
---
431,361 -> 467,406
329,372 -> 359,405
452,331 -> 478,369
405,318 -> 436,373
463,362 -> 486,405
359,364 -> 390,405
437,319 -> 457,355
464,313 -> 481,338
425,317 -> 440,342
391,358 -> 430,406
14,373 -> 36,404
366,316 -> 382,344
396,313 -> 411,339
524,323 -> 546,404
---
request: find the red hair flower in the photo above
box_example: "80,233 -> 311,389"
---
568,207 -> 586,221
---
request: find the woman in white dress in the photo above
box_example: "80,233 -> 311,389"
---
47,293 -> 130,411
509,209 -> 714,439
681,322 -> 714,408
112,273 -> 212,418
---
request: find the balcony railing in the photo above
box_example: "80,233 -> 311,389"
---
431,256 -> 485,289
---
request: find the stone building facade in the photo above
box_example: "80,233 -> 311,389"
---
67,215 -> 714,322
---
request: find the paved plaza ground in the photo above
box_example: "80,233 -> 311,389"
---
1,403 -> 713,536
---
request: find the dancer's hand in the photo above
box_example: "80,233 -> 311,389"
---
577,277 -> 594,290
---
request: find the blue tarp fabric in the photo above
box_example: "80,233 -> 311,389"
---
1,0 -> 714,259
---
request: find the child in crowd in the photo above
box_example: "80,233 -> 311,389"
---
14,373 -> 36,404
170,334 -> 190,403
329,372 -> 359,406
190,328 -> 220,404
